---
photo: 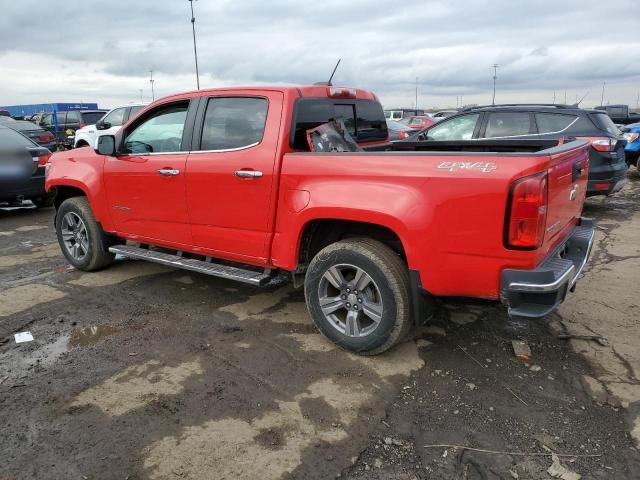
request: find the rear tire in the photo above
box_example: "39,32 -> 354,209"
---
55,197 -> 115,271
304,238 -> 412,355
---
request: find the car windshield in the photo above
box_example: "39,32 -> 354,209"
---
590,112 -> 620,135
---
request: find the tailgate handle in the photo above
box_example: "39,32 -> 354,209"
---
572,162 -> 584,182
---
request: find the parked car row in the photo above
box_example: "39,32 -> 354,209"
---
397,103 -> 629,197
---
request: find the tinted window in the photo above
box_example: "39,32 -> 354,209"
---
124,103 -> 188,153
335,104 -> 356,137
101,108 -> 125,127
485,112 -> 532,138
200,97 -> 268,151
56,111 -> 79,123
590,112 -> 620,135
354,101 -> 387,141
535,113 -> 577,134
290,99 -> 388,149
129,105 -> 145,119
0,127 -> 37,148
81,112 -> 106,125
427,114 -> 479,140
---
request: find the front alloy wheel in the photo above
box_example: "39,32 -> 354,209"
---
60,212 -> 89,261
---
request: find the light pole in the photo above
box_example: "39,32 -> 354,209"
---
491,64 -> 499,106
188,0 -> 201,90
149,70 -> 155,101
415,77 -> 418,110
600,82 -> 606,106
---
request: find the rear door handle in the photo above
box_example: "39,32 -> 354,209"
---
235,170 -> 263,178
158,169 -> 180,176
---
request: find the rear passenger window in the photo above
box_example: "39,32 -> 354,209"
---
334,104 -> 356,137
535,113 -> 576,134
485,112 -> 531,138
201,97 -> 268,150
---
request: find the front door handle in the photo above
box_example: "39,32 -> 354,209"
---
235,170 -> 263,178
158,169 -> 180,176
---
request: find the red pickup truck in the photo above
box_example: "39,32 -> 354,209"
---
45,85 -> 594,355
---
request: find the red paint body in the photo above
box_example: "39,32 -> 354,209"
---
46,86 -> 589,301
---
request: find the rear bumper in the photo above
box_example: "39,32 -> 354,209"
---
586,169 -> 627,196
500,218 -> 595,319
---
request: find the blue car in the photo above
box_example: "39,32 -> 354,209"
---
622,122 -> 640,167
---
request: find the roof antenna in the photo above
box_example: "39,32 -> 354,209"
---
314,58 -> 341,86
575,90 -> 590,107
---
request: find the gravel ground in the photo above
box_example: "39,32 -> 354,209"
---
1,170 -> 639,480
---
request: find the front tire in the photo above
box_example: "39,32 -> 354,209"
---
55,197 -> 115,271
304,238 -> 412,355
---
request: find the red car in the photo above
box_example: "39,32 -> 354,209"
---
406,115 -> 434,130
45,85 -> 593,354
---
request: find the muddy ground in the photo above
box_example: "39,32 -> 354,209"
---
1,172 -> 640,480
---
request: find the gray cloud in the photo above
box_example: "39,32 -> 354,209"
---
1,0 -> 638,108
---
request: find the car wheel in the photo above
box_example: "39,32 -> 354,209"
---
304,238 -> 412,355
55,197 -> 115,271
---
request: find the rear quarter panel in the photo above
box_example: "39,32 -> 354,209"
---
273,146 -> 587,299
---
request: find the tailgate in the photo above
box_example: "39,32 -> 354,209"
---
542,141 -> 589,252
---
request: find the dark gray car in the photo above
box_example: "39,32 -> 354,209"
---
409,104 -> 627,197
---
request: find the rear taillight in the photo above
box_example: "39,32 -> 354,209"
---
505,173 -> 548,249
578,136 -> 617,152
399,131 -> 409,139
37,153 -> 51,167
38,133 -> 55,142
79,122 -> 86,128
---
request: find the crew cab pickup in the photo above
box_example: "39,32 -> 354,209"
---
45,85 -> 594,355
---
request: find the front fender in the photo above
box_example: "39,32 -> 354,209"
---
45,151 -> 114,231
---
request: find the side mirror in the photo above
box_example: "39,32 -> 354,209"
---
96,135 -> 116,156
95,119 -> 111,130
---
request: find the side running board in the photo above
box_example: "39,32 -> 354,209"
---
109,245 -> 273,286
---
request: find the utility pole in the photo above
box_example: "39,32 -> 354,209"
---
188,0 -> 200,90
415,77 -> 418,110
564,91 -> 567,104
553,91 -> 556,104
149,70 -> 155,101
491,64 -> 499,106
600,82 -> 606,106
636,92 -> 639,110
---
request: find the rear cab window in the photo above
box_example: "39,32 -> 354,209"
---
290,98 -> 388,149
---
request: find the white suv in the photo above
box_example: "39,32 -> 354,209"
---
73,104 -> 146,148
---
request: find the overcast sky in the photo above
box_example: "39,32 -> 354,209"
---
1,0 -> 639,110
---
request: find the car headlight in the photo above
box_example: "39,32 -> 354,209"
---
623,132 -> 639,142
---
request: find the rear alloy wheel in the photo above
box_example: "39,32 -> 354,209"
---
55,197 -> 115,271
304,238 -> 412,355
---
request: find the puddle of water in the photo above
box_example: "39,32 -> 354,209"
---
68,324 -> 142,348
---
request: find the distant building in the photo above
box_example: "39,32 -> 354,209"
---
0,103 -> 99,117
